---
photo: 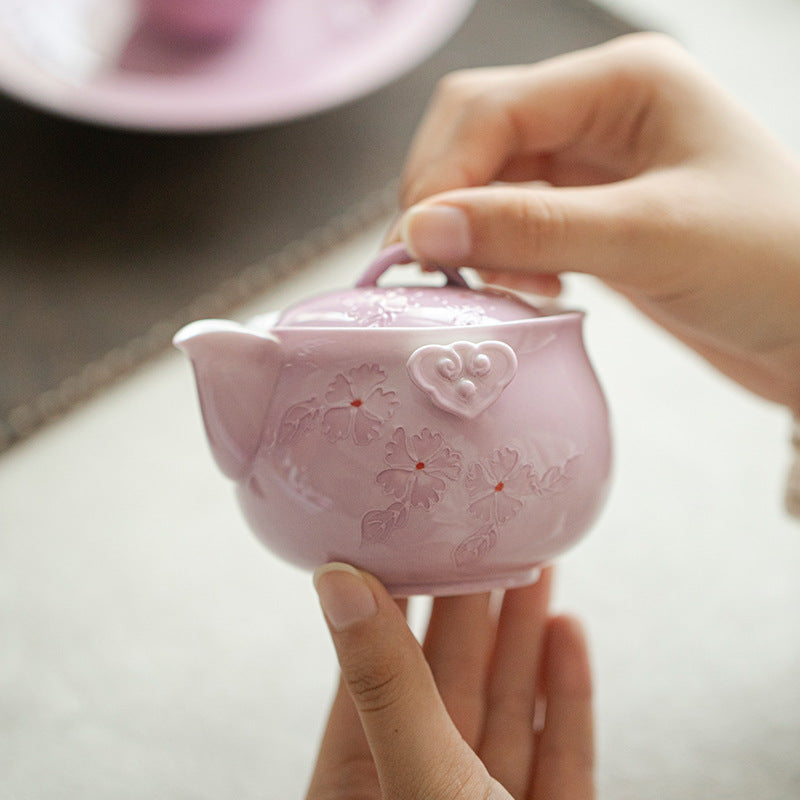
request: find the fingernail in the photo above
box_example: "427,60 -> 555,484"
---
313,563 -> 378,632
401,205 -> 471,263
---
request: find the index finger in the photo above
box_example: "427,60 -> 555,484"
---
306,596 -> 408,800
399,33 -> 687,209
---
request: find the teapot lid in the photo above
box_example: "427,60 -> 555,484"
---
274,245 -> 544,329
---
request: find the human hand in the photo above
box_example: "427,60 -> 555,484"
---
306,564 -> 593,800
393,33 -> 800,411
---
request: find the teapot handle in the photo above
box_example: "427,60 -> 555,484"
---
356,243 -> 470,289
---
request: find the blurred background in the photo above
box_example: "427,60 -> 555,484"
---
0,0 -> 635,451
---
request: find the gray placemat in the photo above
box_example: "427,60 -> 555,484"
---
0,0 -> 639,453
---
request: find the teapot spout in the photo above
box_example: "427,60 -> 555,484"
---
174,320 -> 283,481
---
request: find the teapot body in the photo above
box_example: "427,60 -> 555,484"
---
234,313 -> 610,596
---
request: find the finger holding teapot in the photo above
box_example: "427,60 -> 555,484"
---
389,34 -> 800,411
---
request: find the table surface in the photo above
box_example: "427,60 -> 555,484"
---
2,1 -> 800,798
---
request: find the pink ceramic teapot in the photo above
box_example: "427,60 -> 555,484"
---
174,245 -> 612,595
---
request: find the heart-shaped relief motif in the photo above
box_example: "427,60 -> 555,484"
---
407,340 -> 518,419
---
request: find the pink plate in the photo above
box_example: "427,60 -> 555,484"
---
0,0 -> 475,131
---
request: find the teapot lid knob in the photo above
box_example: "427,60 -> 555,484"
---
356,243 -> 469,289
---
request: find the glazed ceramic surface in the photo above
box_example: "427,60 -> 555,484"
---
0,0 -> 476,131
175,246 -> 612,595
138,0 -> 264,41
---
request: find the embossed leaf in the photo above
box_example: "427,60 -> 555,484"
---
454,525 -> 497,567
276,399 -> 318,445
361,510 -> 393,543
533,455 -> 579,496
361,502 -> 408,544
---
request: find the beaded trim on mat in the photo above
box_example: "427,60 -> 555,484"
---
0,183 -> 398,456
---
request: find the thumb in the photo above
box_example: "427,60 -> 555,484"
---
400,182 -> 661,289
313,563 -> 491,799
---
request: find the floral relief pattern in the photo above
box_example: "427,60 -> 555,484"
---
361,427 -> 462,544
321,364 -> 399,445
360,434 -> 580,558
453,448 -> 579,568
269,359 -> 580,569
341,289 -> 427,327
377,428 -> 462,509
465,447 -> 536,524
275,364 -> 399,448
340,287 -> 519,328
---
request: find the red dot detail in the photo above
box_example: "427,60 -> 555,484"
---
350,399 -> 363,407
416,462 -> 425,470
494,482 -> 505,492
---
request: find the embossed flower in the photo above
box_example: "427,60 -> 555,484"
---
377,427 -> 462,509
321,364 -> 399,445
342,289 -> 425,327
465,447 -> 535,524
